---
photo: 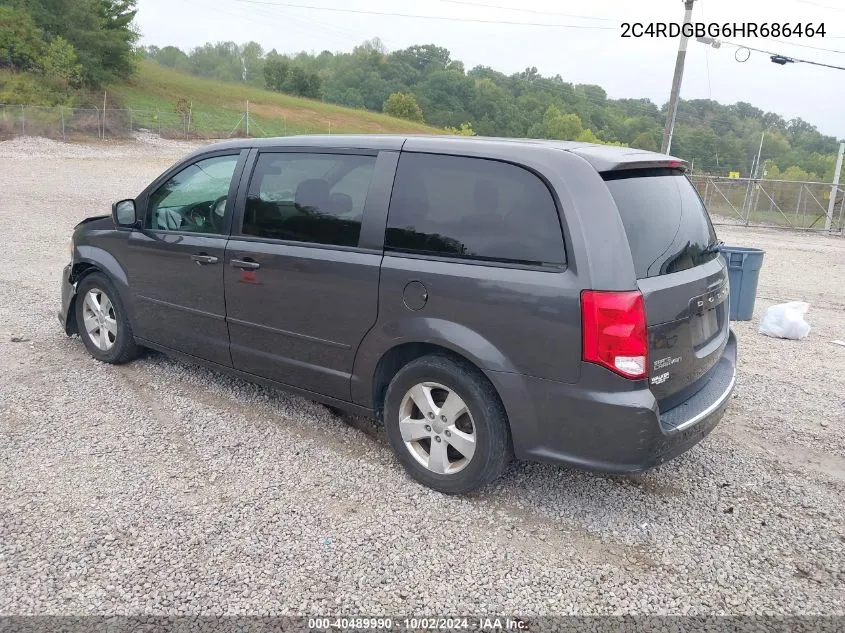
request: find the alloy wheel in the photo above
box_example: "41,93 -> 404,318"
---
81,287 -> 117,351
398,382 -> 476,475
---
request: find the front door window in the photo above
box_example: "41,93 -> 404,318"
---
147,154 -> 239,235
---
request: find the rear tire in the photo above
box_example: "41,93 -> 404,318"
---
384,354 -> 512,494
75,272 -> 140,365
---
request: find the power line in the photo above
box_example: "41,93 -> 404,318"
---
719,40 -> 845,71
770,38 -> 845,55
183,0 -> 402,50
796,0 -> 844,9
186,0 -> 350,44
250,4 -> 396,48
232,0 -> 617,28
435,0 -> 619,22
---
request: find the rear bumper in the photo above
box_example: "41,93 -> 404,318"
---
58,263 -> 77,335
488,329 -> 737,473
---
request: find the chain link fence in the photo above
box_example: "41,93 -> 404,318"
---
689,175 -> 844,233
2,105 -> 843,235
0,104 -> 330,141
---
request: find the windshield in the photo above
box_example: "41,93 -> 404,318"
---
603,168 -> 718,279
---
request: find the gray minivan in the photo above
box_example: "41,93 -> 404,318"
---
59,136 -> 736,494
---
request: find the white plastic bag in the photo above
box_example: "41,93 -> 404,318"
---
759,301 -> 811,340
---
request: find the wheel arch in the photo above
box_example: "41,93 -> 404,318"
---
353,316 -> 520,408
368,342 -> 509,430
65,251 -> 132,335
63,262 -> 102,335
74,245 -> 129,287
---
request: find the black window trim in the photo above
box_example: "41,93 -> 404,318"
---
232,147 -> 381,251
137,149 -> 248,239
384,249 -> 567,273
601,166 -> 687,181
383,150 -> 568,270
222,233 -> 383,256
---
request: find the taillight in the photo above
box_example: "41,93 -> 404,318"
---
581,290 -> 648,379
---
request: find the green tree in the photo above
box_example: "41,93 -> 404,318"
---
444,121 -> 476,136
286,66 -> 321,98
780,165 -> 813,181
765,163 -> 781,179
40,36 -> 82,85
469,77 -> 519,136
173,97 -> 191,117
631,131 -> 659,152
528,105 -> 583,140
189,41 -> 242,82
263,52 -> 289,91
383,92 -> 424,122
575,128 -> 600,143
391,44 -> 451,74
155,45 -> 189,70
334,88 -> 366,109
10,0 -> 138,86
0,6 -> 43,71
414,69 -> 474,126
263,53 -> 320,98
241,41 -> 264,85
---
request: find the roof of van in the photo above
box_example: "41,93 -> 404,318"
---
200,134 -> 687,173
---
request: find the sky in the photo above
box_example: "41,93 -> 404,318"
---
135,0 -> 845,140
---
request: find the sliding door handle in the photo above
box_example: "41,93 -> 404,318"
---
230,258 -> 260,270
191,254 -> 218,265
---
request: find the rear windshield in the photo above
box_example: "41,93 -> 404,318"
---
603,168 -> 718,279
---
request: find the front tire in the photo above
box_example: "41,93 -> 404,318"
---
384,355 -> 512,494
75,272 -> 139,364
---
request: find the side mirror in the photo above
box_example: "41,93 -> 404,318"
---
112,199 -> 138,227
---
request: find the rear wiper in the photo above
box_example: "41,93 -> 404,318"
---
704,239 -> 724,254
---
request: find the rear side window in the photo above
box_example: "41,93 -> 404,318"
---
385,153 -> 565,266
243,153 -> 376,247
603,169 -> 718,278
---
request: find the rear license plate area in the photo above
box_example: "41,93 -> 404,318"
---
690,284 -> 729,349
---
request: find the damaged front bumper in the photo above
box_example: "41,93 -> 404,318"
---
58,263 -> 77,335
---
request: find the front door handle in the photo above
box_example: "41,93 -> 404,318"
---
191,254 -> 219,265
230,258 -> 260,270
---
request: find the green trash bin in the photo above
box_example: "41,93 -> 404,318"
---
721,246 -> 765,321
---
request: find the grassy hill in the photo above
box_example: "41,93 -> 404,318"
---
108,61 -> 441,138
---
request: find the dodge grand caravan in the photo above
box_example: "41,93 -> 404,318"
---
59,135 -> 737,494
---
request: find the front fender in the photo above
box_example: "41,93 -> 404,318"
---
75,245 -> 130,288
68,245 -> 135,321
350,315 -> 519,407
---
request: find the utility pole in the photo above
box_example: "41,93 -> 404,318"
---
752,131 -> 765,215
661,0 -> 696,154
741,131 -> 765,225
825,142 -> 844,231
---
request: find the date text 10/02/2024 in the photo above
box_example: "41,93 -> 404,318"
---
307,617 -> 529,630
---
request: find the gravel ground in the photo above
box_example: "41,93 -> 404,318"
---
1,136 -> 844,618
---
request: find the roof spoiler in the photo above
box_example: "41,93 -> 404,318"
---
568,145 -> 688,173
